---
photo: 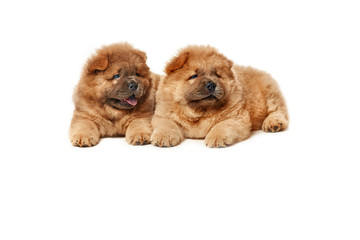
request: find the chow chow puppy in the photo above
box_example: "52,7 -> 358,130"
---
151,45 -> 288,147
69,43 -> 159,147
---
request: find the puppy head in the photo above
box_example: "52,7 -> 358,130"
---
81,43 -> 151,110
164,45 -> 235,110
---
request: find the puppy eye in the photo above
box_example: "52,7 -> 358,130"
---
113,74 -> 120,79
188,74 -> 198,80
136,73 -> 141,77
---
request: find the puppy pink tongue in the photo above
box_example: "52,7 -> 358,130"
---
125,95 -> 137,106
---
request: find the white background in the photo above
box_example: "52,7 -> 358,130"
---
1,0 -> 359,239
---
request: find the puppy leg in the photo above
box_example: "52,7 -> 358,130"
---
69,115 -> 100,147
261,75 -> 289,132
151,116 -> 184,147
205,113 -> 252,148
125,117 -> 152,145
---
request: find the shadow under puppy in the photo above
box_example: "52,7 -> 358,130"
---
69,43 -> 159,147
151,45 -> 288,148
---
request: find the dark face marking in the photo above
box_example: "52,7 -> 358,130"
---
184,71 -> 225,109
105,69 -> 148,110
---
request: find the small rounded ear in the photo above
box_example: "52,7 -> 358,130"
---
226,58 -> 233,68
165,51 -> 190,75
225,59 -> 234,75
87,53 -> 109,74
225,59 -> 235,78
134,49 -> 147,62
217,57 -> 235,79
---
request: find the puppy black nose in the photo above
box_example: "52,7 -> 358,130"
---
205,81 -> 216,92
129,81 -> 138,91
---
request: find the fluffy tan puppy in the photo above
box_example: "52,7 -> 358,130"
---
151,45 -> 288,147
69,43 -> 159,147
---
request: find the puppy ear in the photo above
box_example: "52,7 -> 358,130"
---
225,59 -> 234,72
216,57 -> 234,79
134,49 -> 147,62
226,58 -> 233,67
165,51 -> 189,75
87,53 -> 109,74
225,59 -> 235,78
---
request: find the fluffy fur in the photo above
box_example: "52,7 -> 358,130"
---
69,43 -> 160,147
151,45 -> 288,147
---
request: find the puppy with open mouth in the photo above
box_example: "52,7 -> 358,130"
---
69,43 -> 159,147
151,45 -> 289,148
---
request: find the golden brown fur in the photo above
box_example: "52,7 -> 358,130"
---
151,45 -> 288,147
69,43 -> 160,147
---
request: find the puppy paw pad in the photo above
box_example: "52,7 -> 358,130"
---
262,115 -> 287,133
71,135 -> 99,147
151,132 -> 181,147
127,132 -> 151,145
205,135 -> 234,148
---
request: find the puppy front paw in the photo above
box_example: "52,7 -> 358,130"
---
262,114 -> 288,132
70,134 -> 100,147
151,130 -> 182,147
205,132 -> 236,148
126,131 -> 151,145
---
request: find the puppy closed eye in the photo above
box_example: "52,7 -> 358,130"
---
212,71 -> 221,78
188,74 -> 198,80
